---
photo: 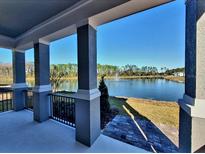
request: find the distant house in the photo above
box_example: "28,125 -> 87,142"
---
174,72 -> 185,77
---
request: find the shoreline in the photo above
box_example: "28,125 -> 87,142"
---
0,75 -> 184,85
163,76 -> 184,83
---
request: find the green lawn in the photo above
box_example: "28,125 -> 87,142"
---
109,96 -> 179,128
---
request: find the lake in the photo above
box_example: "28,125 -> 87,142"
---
55,79 -> 184,102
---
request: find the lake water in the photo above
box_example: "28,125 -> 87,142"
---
56,79 -> 184,102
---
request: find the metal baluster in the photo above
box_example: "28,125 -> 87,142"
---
73,98 -> 75,127
70,98 -> 72,126
60,96 -> 62,122
66,97 -> 68,125
63,96 -> 65,124
26,91 -> 28,109
10,92 -> 14,109
58,96 -> 60,122
61,96 -> 63,123
0,93 -> 2,112
53,95 -> 55,119
6,92 -> 8,111
50,94 -> 53,118
54,95 -> 56,120
2,92 -> 5,112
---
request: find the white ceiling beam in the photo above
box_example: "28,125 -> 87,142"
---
90,0 -> 174,27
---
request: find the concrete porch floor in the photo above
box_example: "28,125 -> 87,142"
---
0,110 -> 147,153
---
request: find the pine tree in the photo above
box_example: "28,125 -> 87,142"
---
99,75 -> 110,128
99,75 -> 110,113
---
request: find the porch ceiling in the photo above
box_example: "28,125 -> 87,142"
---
0,0 -> 80,38
0,0 -> 174,50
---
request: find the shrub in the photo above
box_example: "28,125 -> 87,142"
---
99,75 -> 110,113
99,75 -> 111,128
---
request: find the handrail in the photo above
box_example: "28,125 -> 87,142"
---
51,92 -> 76,97
0,87 -> 13,92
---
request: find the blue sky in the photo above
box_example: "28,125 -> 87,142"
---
0,0 -> 185,69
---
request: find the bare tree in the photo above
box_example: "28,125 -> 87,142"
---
50,65 -> 67,92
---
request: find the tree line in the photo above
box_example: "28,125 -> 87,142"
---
0,63 -> 184,78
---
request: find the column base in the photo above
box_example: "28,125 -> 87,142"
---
178,95 -> 205,152
33,85 -> 51,122
12,83 -> 27,111
74,89 -> 101,146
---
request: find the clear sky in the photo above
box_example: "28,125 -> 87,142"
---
0,0 -> 185,69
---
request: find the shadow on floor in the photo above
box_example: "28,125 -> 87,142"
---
103,97 -> 179,153
195,145 -> 205,153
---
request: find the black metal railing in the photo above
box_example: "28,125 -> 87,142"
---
50,93 -> 75,127
24,87 -> 33,110
0,87 -> 76,127
0,88 -> 13,112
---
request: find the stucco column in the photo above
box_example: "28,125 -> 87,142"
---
33,42 -> 51,122
12,50 -> 27,111
74,23 -> 101,146
178,0 -> 205,152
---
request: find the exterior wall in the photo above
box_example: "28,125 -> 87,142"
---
179,0 -> 205,152
192,116 -> 205,152
196,0 -> 205,99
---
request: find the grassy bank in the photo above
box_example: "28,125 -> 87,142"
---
0,78 -> 12,85
25,76 -> 164,80
164,76 -> 184,83
103,75 -> 163,79
109,96 -> 179,128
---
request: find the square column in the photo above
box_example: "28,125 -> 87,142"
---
178,0 -> 205,152
75,23 -> 101,146
33,42 -> 51,122
12,50 -> 27,111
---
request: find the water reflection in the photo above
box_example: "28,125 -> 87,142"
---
27,79 -> 184,101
